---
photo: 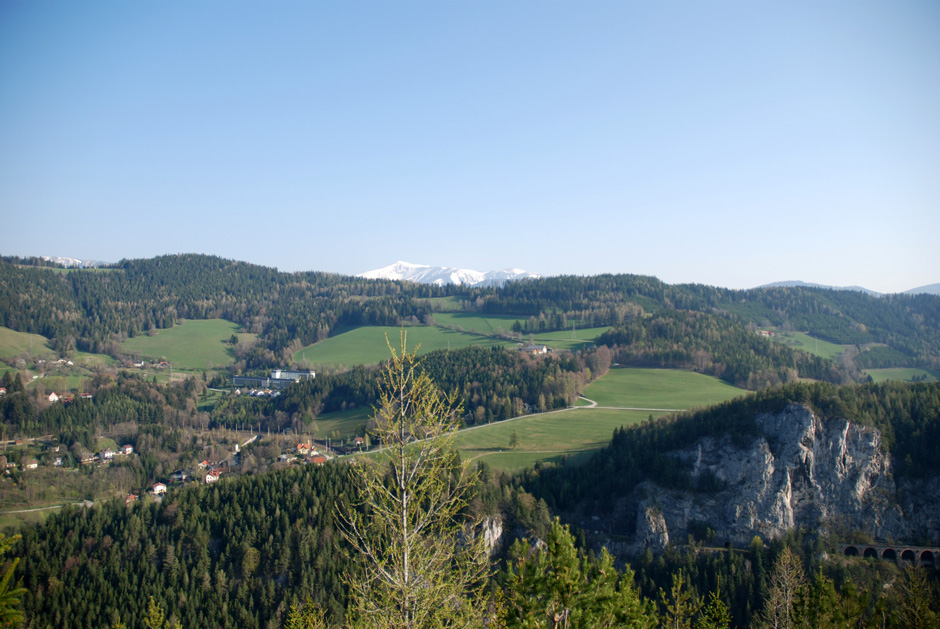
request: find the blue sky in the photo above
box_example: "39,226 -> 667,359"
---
1,1 -> 938,293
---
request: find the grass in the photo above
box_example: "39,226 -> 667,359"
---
433,313 -> 524,335
293,326 -> 515,368
424,297 -> 464,312
455,408 -> 652,473
0,327 -> 56,361
865,368 -> 939,383
581,367 -> 745,409
120,319 -> 249,370
452,368 -> 746,472
532,327 -> 611,351
309,406 -> 371,440
767,330 -> 848,360
0,507 -> 59,533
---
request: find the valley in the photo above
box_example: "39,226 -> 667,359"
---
1,254 -> 938,627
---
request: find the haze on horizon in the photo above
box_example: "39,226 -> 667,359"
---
1,1 -> 938,295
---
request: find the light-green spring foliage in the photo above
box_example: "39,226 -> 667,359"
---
339,332 -> 492,629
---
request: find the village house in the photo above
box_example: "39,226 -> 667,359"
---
151,483 -> 167,495
47,392 -> 59,403
100,449 -> 115,460
23,458 -> 38,470
0,387 -> 6,396
521,344 -> 549,355
125,494 -> 138,504
120,444 -> 134,455
205,470 -> 221,484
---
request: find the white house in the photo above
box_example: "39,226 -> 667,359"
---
152,483 -> 167,495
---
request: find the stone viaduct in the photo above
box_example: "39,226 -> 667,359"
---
840,544 -> 940,568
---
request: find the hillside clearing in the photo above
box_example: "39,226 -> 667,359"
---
119,319 -> 250,370
293,326 -> 514,367
582,367 -> 745,409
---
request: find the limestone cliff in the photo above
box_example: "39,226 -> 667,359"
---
610,404 -> 940,553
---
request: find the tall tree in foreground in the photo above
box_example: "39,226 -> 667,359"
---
339,333 -> 491,629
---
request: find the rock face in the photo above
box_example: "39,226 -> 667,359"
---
615,404 -> 940,553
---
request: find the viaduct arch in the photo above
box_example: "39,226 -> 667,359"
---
841,544 -> 939,569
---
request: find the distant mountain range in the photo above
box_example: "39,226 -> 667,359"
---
357,261 -> 540,287
756,280 -> 940,297
40,256 -> 109,268
33,255 -> 939,295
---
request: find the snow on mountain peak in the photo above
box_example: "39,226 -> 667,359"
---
357,262 -> 539,286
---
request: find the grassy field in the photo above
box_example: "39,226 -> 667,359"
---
0,506 -> 60,533
294,326 -> 515,367
454,408 -> 651,472
0,327 -> 57,360
532,327 -> 610,351
120,319 -> 248,370
424,297 -> 464,312
451,367 -> 746,472
581,367 -> 745,409
865,368 -> 939,383
768,330 -> 848,360
433,313 -> 524,335
308,406 -> 372,440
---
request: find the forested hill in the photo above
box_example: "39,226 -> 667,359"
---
520,380 -> 940,514
3,254 -> 938,369
464,275 -> 940,366
0,254 -> 441,355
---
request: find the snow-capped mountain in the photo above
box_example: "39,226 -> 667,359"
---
358,261 -> 540,287
41,256 -> 109,268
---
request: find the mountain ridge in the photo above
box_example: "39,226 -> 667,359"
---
357,260 -> 540,287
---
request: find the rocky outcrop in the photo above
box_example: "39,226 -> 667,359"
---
613,404 -> 938,553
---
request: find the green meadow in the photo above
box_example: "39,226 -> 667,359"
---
532,327 -> 610,351
423,297 -> 464,312
433,313 -> 523,335
0,327 -> 57,361
455,408 -> 651,473
451,367 -> 746,472
294,326 -> 515,368
308,406 -> 372,440
120,319 -> 250,370
581,367 -> 745,409
768,330 -> 848,360
865,368 -> 939,383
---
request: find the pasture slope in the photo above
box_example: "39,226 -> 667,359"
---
293,326 -> 514,367
865,368 -> 939,383
455,367 -> 746,472
119,319 -> 251,371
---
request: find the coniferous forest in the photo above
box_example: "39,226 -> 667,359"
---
1,254 -> 939,627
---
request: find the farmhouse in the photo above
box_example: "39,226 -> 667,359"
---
521,344 -> 549,355
152,483 -> 167,495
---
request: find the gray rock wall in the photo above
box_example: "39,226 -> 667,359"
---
614,404 -> 938,554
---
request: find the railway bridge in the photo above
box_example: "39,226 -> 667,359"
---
840,544 -> 939,568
